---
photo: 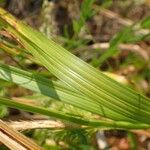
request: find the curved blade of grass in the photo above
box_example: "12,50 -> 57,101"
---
0,63 -> 110,116
12,30 -> 150,123
0,8 -> 150,124
2,31 -> 140,123
0,97 -> 150,129
0,64 -> 134,122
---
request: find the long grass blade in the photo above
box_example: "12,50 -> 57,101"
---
0,63 -> 108,116
0,97 -> 150,129
0,8 -> 150,124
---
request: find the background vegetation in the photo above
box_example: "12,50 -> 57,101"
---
0,0 -> 150,149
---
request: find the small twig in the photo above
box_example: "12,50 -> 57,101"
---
99,7 -> 132,26
0,119 -> 43,150
75,43 -> 149,61
119,44 -> 149,60
6,120 -> 65,131
132,130 -> 150,138
0,131 -> 27,150
94,6 -> 150,35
